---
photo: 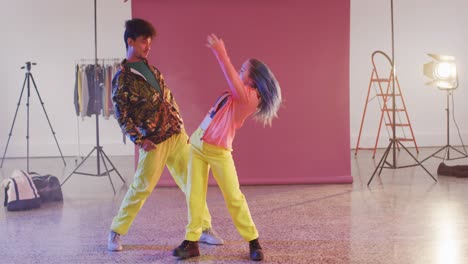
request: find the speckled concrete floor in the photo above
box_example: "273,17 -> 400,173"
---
1,147 -> 468,263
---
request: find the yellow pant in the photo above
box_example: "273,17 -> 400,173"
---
185,128 -> 259,242
111,132 -> 212,235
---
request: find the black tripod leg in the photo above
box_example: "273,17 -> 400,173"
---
1,75 -> 27,168
61,147 -> 97,186
99,149 -> 116,195
448,145 -> 468,157
26,73 -> 31,172
442,146 -> 449,162
29,74 -> 67,167
368,142 -> 392,186
420,145 -> 447,163
397,141 -> 437,182
100,148 -> 125,184
378,144 -> 392,175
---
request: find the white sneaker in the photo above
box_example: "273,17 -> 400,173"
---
199,228 -> 224,245
108,231 -> 123,251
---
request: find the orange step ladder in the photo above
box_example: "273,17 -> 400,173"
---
355,50 -> 419,158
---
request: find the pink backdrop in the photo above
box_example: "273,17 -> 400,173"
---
132,0 -> 352,186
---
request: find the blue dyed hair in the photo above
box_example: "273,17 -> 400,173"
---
248,59 -> 282,126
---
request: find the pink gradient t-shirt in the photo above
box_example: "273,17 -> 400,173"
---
201,87 -> 259,150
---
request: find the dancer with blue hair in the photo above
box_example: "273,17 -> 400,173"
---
173,33 -> 282,261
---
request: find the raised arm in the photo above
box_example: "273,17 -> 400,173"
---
206,34 -> 248,102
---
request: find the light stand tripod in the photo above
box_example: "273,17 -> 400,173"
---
1,62 -> 66,172
367,0 -> 437,186
60,0 -> 124,194
421,89 -> 468,162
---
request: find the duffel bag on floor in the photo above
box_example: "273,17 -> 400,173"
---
30,172 -> 63,202
2,170 -> 41,211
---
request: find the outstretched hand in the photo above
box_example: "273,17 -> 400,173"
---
206,33 -> 226,54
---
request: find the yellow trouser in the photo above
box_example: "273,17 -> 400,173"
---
185,128 -> 259,242
111,132 -> 212,235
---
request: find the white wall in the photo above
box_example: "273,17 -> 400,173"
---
1,0 -> 467,158
0,0 -> 133,157
350,0 -> 468,149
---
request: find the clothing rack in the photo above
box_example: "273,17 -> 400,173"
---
75,58 -> 122,64
73,58 -> 123,165
61,0 -> 125,194
74,59 -> 120,119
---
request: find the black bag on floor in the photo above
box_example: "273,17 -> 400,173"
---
30,173 -> 63,202
437,162 -> 468,178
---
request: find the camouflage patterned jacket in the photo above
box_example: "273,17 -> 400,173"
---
112,59 -> 184,146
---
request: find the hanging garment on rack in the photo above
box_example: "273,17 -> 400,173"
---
77,67 -> 83,114
73,60 -> 120,118
80,65 -> 89,119
102,65 -> 109,118
103,64 -> 115,119
85,64 -> 103,116
73,64 -> 81,116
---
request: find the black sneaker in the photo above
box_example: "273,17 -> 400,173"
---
173,240 -> 200,259
249,239 -> 264,261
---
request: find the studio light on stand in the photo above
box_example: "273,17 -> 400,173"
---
421,54 -> 468,162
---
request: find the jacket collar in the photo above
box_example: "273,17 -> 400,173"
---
121,58 -> 149,68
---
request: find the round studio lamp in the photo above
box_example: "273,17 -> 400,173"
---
420,53 -> 468,163
423,53 -> 458,90
435,62 -> 456,80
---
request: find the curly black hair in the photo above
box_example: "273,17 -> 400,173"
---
124,18 -> 157,50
